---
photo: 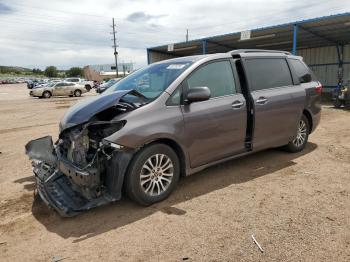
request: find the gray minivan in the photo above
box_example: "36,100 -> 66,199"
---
26,49 -> 322,216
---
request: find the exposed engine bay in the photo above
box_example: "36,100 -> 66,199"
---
25,90 -> 147,216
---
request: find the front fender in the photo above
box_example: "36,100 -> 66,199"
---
105,105 -> 185,150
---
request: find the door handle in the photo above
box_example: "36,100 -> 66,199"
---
232,100 -> 244,109
256,97 -> 268,105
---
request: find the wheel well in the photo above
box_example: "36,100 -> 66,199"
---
74,89 -> 81,93
303,109 -> 313,133
43,90 -> 51,96
147,138 -> 187,177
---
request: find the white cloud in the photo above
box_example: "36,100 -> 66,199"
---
0,0 -> 350,69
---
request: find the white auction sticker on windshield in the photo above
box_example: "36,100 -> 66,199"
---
167,64 -> 187,69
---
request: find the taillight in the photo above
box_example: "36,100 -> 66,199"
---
315,83 -> 322,94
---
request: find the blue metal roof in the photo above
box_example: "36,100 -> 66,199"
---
148,12 -> 350,56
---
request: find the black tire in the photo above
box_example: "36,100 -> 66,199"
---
74,89 -> 82,97
42,91 -> 51,99
85,85 -> 91,92
284,114 -> 310,153
333,99 -> 342,108
125,144 -> 180,206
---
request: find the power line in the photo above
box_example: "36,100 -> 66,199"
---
0,37 -> 111,47
8,2 -> 111,19
0,15 -> 109,28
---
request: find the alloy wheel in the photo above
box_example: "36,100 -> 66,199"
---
140,154 -> 174,196
293,119 -> 307,147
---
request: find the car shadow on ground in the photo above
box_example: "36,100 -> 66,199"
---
30,142 -> 317,242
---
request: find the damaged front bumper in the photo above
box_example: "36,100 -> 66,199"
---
26,136 -> 133,217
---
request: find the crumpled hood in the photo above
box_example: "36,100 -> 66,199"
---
59,90 -> 131,132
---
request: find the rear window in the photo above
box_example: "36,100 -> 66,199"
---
289,59 -> 315,83
245,58 -> 293,91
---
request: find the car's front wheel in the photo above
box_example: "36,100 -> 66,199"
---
74,89 -> 82,97
125,144 -> 180,206
42,91 -> 51,99
284,115 -> 309,153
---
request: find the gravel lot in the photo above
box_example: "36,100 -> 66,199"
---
0,84 -> 349,261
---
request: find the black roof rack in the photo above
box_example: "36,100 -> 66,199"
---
228,49 -> 291,55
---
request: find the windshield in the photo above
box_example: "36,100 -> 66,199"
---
104,60 -> 193,98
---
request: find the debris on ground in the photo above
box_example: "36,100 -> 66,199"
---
303,171 -> 316,175
251,235 -> 264,253
51,256 -> 68,262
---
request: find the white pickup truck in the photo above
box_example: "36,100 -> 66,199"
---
64,78 -> 94,91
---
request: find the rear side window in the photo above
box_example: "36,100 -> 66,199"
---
187,60 -> 236,98
289,59 -> 314,83
245,58 -> 293,91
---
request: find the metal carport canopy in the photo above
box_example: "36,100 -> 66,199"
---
147,12 -> 350,63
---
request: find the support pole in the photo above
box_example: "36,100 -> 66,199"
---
292,24 -> 298,55
147,48 -> 151,65
112,18 -> 118,77
336,45 -> 344,88
202,40 -> 208,54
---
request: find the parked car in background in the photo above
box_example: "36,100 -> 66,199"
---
64,77 -> 94,91
27,80 -> 41,89
26,49 -> 321,216
29,81 -> 89,98
96,78 -> 121,93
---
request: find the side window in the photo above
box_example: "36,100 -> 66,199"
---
289,59 -> 313,83
166,87 -> 181,106
187,60 -> 236,98
56,83 -> 64,87
245,58 -> 293,91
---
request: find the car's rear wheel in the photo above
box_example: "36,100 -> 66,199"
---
74,89 -> 82,97
284,114 -> 309,153
42,91 -> 51,99
125,144 -> 180,206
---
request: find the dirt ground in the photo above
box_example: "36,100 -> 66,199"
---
0,84 -> 349,262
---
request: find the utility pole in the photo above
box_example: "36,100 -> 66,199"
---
111,18 -> 118,77
186,29 -> 189,42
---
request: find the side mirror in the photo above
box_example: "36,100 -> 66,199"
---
185,86 -> 211,103
300,73 -> 312,83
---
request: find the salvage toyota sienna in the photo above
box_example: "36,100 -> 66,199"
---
26,49 -> 322,216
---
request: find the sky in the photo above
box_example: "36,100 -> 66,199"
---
0,0 -> 350,69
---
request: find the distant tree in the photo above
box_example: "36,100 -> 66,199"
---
32,68 -> 42,74
66,67 -> 83,77
44,66 -> 58,77
0,66 -> 11,74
